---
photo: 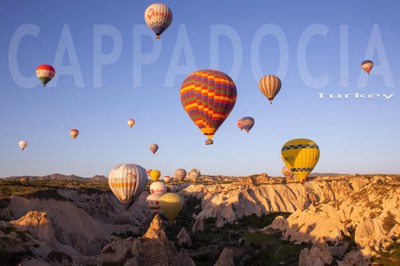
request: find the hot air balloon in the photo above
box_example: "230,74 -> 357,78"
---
108,164 -> 148,208
150,144 -> 159,154
281,139 -> 320,182
163,176 -> 172,183
36,64 -> 55,87
180,69 -> 237,145
146,194 -> 162,214
144,3 -> 173,39
189,168 -> 201,183
259,75 -> 281,104
361,60 -> 374,75
127,119 -> 135,128
18,140 -> 28,151
237,120 -> 244,131
159,193 -> 184,222
240,117 -> 255,133
146,169 -> 152,175
175,169 -> 187,182
149,169 -> 161,182
150,181 -> 167,195
70,129 -> 79,139
282,166 -> 294,178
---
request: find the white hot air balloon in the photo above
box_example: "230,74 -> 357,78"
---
150,181 -> 167,195
108,164 -> 147,209
189,168 -> 201,183
146,194 -> 162,214
18,140 -> 28,151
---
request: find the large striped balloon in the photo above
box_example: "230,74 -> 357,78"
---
108,164 -> 148,208
180,70 -> 237,145
240,117 -> 255,133
281,139 -> 320,182
36,64 -> 55,87
259,75 -> 281,104
159,193 -> 184,222
144,3 -> 173,39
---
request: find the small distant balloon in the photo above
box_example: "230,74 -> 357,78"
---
175,169 -> 187,182
36,64 -> 55,87
146,194 -> 162,214
127,119 -> 135,128
144,3 -> 173,39
237,120 -> 244,131
70,129 -> 79,139
19,140 -> 28,151
282,166 -> 294,178
150,181 -> 167,195
150,144 -> 159,154
361,60 -> 374,75
164,176 -> 172,183
189,168 -> 201,183
259,75 -> 281,104
239,117 -> 255,133
149,170 -> 161,182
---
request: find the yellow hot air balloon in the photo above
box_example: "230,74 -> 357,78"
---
127,119 -> 135,128
108,164 -> 148,208
159,193 -> 184,222
149,169 -> 161,182
361,60 -> 374,75
258,75 -> 281,104
281,139 -> 320,182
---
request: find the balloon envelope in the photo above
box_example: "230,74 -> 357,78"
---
150,181 -> 167,195
36,64 -> 55,87
146,194 -> 162,214
70,129 -> 79,139
144,3 -> 173,39
127,119 -> 135,128
189,169 -> 201,183
259,75 -> 281,104
281,139 -> 320,182
150,144 -> 159,154
159,193 -> 184,222
175,169 -> 187,182
240,117 -> 255,133
149,170 -> 161,182
361,60 -> 374,75
18,140 -> 28,151
108,164 -> 148,208
237,120 -> 244,131
282,166 -> 294,178
180,69 -> 237,145
163,176 -> 172,183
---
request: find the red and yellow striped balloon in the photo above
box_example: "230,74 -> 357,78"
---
180,70 -> 237,145
258,75 -> 281,104
36,64 -> 55,87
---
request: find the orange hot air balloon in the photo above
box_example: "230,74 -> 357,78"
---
361,60 -> 374,75
258,75 -> 281,104
36,64 -> 55,87
180,69 -> 237,145
127,119 -> 135,128
237,120 -> 244,131
70,129 -> 79,139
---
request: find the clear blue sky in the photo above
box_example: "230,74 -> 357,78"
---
0,0 -> 399,178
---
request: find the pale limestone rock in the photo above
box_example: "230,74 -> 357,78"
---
299,238 -> 333,266
214,248 -> 235,266
177,227 -> 192,247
